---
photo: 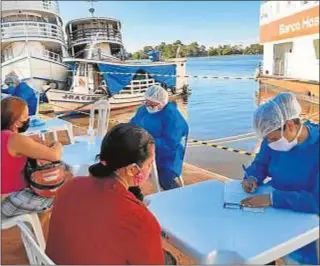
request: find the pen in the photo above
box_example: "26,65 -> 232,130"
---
242,164 -> 256,193
242,164 -> 248,179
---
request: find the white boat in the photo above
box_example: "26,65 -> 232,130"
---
1,0 -> 69,91
260,1 -> 319,82
45,6 -> 189,113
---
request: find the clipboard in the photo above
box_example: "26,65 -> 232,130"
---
223,181 -> 265,213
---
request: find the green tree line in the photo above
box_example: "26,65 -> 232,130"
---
129,41 -> 263,60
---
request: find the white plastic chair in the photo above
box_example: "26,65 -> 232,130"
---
151,161 -> 185,193
74,99 -> 111,143
151,161 -> 162,192
16,221 -> 55,265
177,134 -> 188,187
1,213 -> 46,250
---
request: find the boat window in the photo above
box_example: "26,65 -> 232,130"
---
313,39 -> 319,60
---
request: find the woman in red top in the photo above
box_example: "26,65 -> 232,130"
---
46,123 -> 166,265
1,96 -> 62,216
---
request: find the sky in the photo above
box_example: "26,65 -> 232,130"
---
58,1 -> 261,53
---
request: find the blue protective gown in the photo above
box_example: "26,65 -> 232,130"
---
130,102 -> 189,177
246,121 -> 319,264
12,82 -> 38,116
1,85 -> 15,95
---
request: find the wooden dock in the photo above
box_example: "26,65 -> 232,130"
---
259,77 -> 319,99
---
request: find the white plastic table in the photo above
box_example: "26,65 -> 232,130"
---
1,93 -> 9,99
61,137 -> 102,176
145,180 -> 319,264
25,117 -> 74,143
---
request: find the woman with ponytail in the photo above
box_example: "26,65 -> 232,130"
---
46,123 -> 166,265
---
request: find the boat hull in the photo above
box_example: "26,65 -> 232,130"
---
2,56 -> 69,91
45,86 -> 188,113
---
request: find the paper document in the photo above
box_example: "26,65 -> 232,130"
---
223,181 -> 265,213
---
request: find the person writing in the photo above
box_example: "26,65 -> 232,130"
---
1,96 -> 62,216
241,92 -> 319,265
130,85 -> 189,190
46,124 -> 166,265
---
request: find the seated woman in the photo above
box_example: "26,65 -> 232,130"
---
1,96 -> 62,216
241,92 -> 319,265
130,85 -> 189,190
45,123 -> 166,265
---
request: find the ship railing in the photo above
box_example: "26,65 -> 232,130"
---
68,28 -> 122,46
119,79 -> 159,95
1,48 -> 62,64
260,1 -> 319,24
2,1 -> 59,15
82,49 -> 118,61
1,21 -> 64,43
32,49 -> 62,63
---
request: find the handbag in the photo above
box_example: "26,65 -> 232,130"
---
24,158 -> 68,198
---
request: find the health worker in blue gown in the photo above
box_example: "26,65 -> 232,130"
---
3,74 -> 38,116
130,85 -> 189,190
241,92 -> 319,265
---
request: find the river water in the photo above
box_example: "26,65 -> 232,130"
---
185,55 -> 261,152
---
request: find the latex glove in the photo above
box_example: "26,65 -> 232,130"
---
240,194 -> 272,208
241,176 -> 258,193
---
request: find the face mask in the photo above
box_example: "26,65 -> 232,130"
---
18,118 -> 30,133
133,164 -> 150,186
146,106 -> 160,114
268,123 -> 303,152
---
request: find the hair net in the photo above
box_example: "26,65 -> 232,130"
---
253,92 -> 302,138
145,85 -> 169,106
4,72 -> 20,85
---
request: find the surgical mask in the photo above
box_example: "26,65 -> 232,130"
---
268,123 -> 303,152
18,118 -> 30,133
7,82 -> 14,87
146,106 -> 160,114
133,164 -> 150,186
6,83 -> 15,93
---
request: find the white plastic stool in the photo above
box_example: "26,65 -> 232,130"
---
151,161 -> 162,192
151,161 -> 185,193
1,212 -> 46,250
74,99 -> 111,143
17,221 -> 55,265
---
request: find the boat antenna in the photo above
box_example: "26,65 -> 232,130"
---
87,0 -> 98,17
